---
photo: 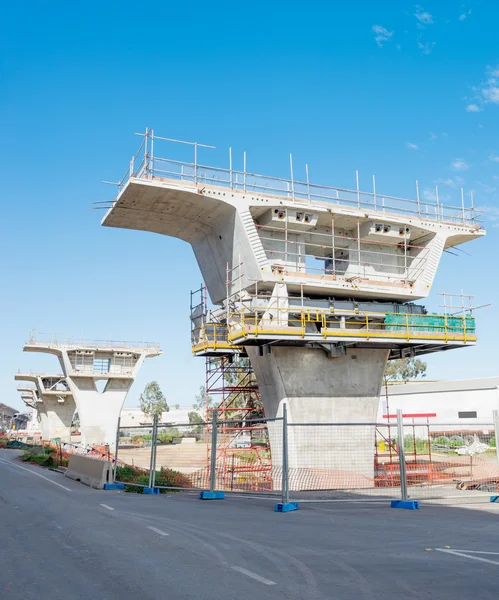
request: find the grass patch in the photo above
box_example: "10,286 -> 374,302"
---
115,464 -> 192,493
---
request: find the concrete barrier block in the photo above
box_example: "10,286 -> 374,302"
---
65,455 -> 113,489
143,487 -> 160,494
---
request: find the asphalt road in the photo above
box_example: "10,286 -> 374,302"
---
2,449 -> 499,599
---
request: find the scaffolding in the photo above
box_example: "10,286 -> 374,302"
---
205,355 -> 273,491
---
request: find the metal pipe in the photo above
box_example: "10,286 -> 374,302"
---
243,151 -> 247,192
194,142 -> 197,183
356,170 -> 360,208
151,413 -> 159,488
306,164 -> 310,203
210,409 -> 218,493
229,147 -> 233,188
416,180 -> 420,218
150,129 -> 154,177
113,417 -> 121,482
290,154 -> 295,200
396,409 -> 408,501
373,175 -> 377,211
493,410 -> 499,473
282,403 -> 289,505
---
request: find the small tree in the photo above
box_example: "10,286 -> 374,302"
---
188,411 -> 204,436
139,381 -> 169,419
192,385 -> 215,412
384,358 -> 427,384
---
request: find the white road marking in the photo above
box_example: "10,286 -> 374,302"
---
0,457 -> 72,492
230,566 -> 276,586
100,503 -> 115,511
435,548 -> 499,566
439,549 -> 499,556
147,526 -> 169,536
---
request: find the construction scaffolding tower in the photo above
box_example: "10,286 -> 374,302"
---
205,355 -> 273,491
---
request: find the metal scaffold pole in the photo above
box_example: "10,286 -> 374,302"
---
396,409 -> 408,501
210,409 -> 218,493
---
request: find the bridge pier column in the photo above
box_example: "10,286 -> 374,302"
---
36,396 -> 76,442
246,346 -> 389,489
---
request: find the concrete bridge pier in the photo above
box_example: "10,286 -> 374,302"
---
22,339 -> 162,449
64,377 -> 133,448
246,346 -> 389,487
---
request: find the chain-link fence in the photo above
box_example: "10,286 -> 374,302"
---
112,408 -> 499,505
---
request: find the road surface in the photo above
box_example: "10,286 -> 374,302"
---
2,449 -> 499,599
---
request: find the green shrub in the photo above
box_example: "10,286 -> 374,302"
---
21,451 -> 55,467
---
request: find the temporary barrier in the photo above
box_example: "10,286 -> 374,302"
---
65,454 -> 113,489
111,409 -> 499,509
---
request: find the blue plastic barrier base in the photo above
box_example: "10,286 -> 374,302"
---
199,491 -> 225,500
391,500 -> 419,510
490,496 -> 499,503
143,487 -> 160,495
103,483 -> 125,490
275,502 -> 299,512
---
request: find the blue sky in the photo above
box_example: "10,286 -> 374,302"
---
1,1 -> 498,411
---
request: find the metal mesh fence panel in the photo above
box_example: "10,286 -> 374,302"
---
152,422 -> 211,490
287,422 -> 402,501
114,423 -> 154,488
400,421 -> 499,503
212,417 -> 283,494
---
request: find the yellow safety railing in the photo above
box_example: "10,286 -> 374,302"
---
225,307 -> 476,345
191,323 -> 243,354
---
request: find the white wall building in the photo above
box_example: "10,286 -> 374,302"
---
379,377 -> 499,426
119,407 -> 195,428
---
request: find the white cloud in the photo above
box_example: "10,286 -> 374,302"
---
451,158 -> 470,171
476,181 -> 497,195
405,142 -> 419,150
415,6 -> 434,25
481,205 -> 499,226
466,65 -> 499,112
482,83 -> 499,104
459,9 -> 472,21
429,132 -> 438,140
435,176 -> 465,189
489,154 -> 499,163
465,103 -> 481,112
423,188 -> 451,204
417,38 -> 436,55
372,25 -> 393,47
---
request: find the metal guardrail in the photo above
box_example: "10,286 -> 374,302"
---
27,334 -> 161,351
107,129 -> 481,227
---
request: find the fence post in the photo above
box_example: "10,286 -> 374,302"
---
200,410 -> 224,499
397,409 -> 408,501
113,417 -> 121,483
493,410 -> 499,472
210,409 -> 218,493
148,414 -> 159,490
274,403 -> 298,511
282,403 -> 289,505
